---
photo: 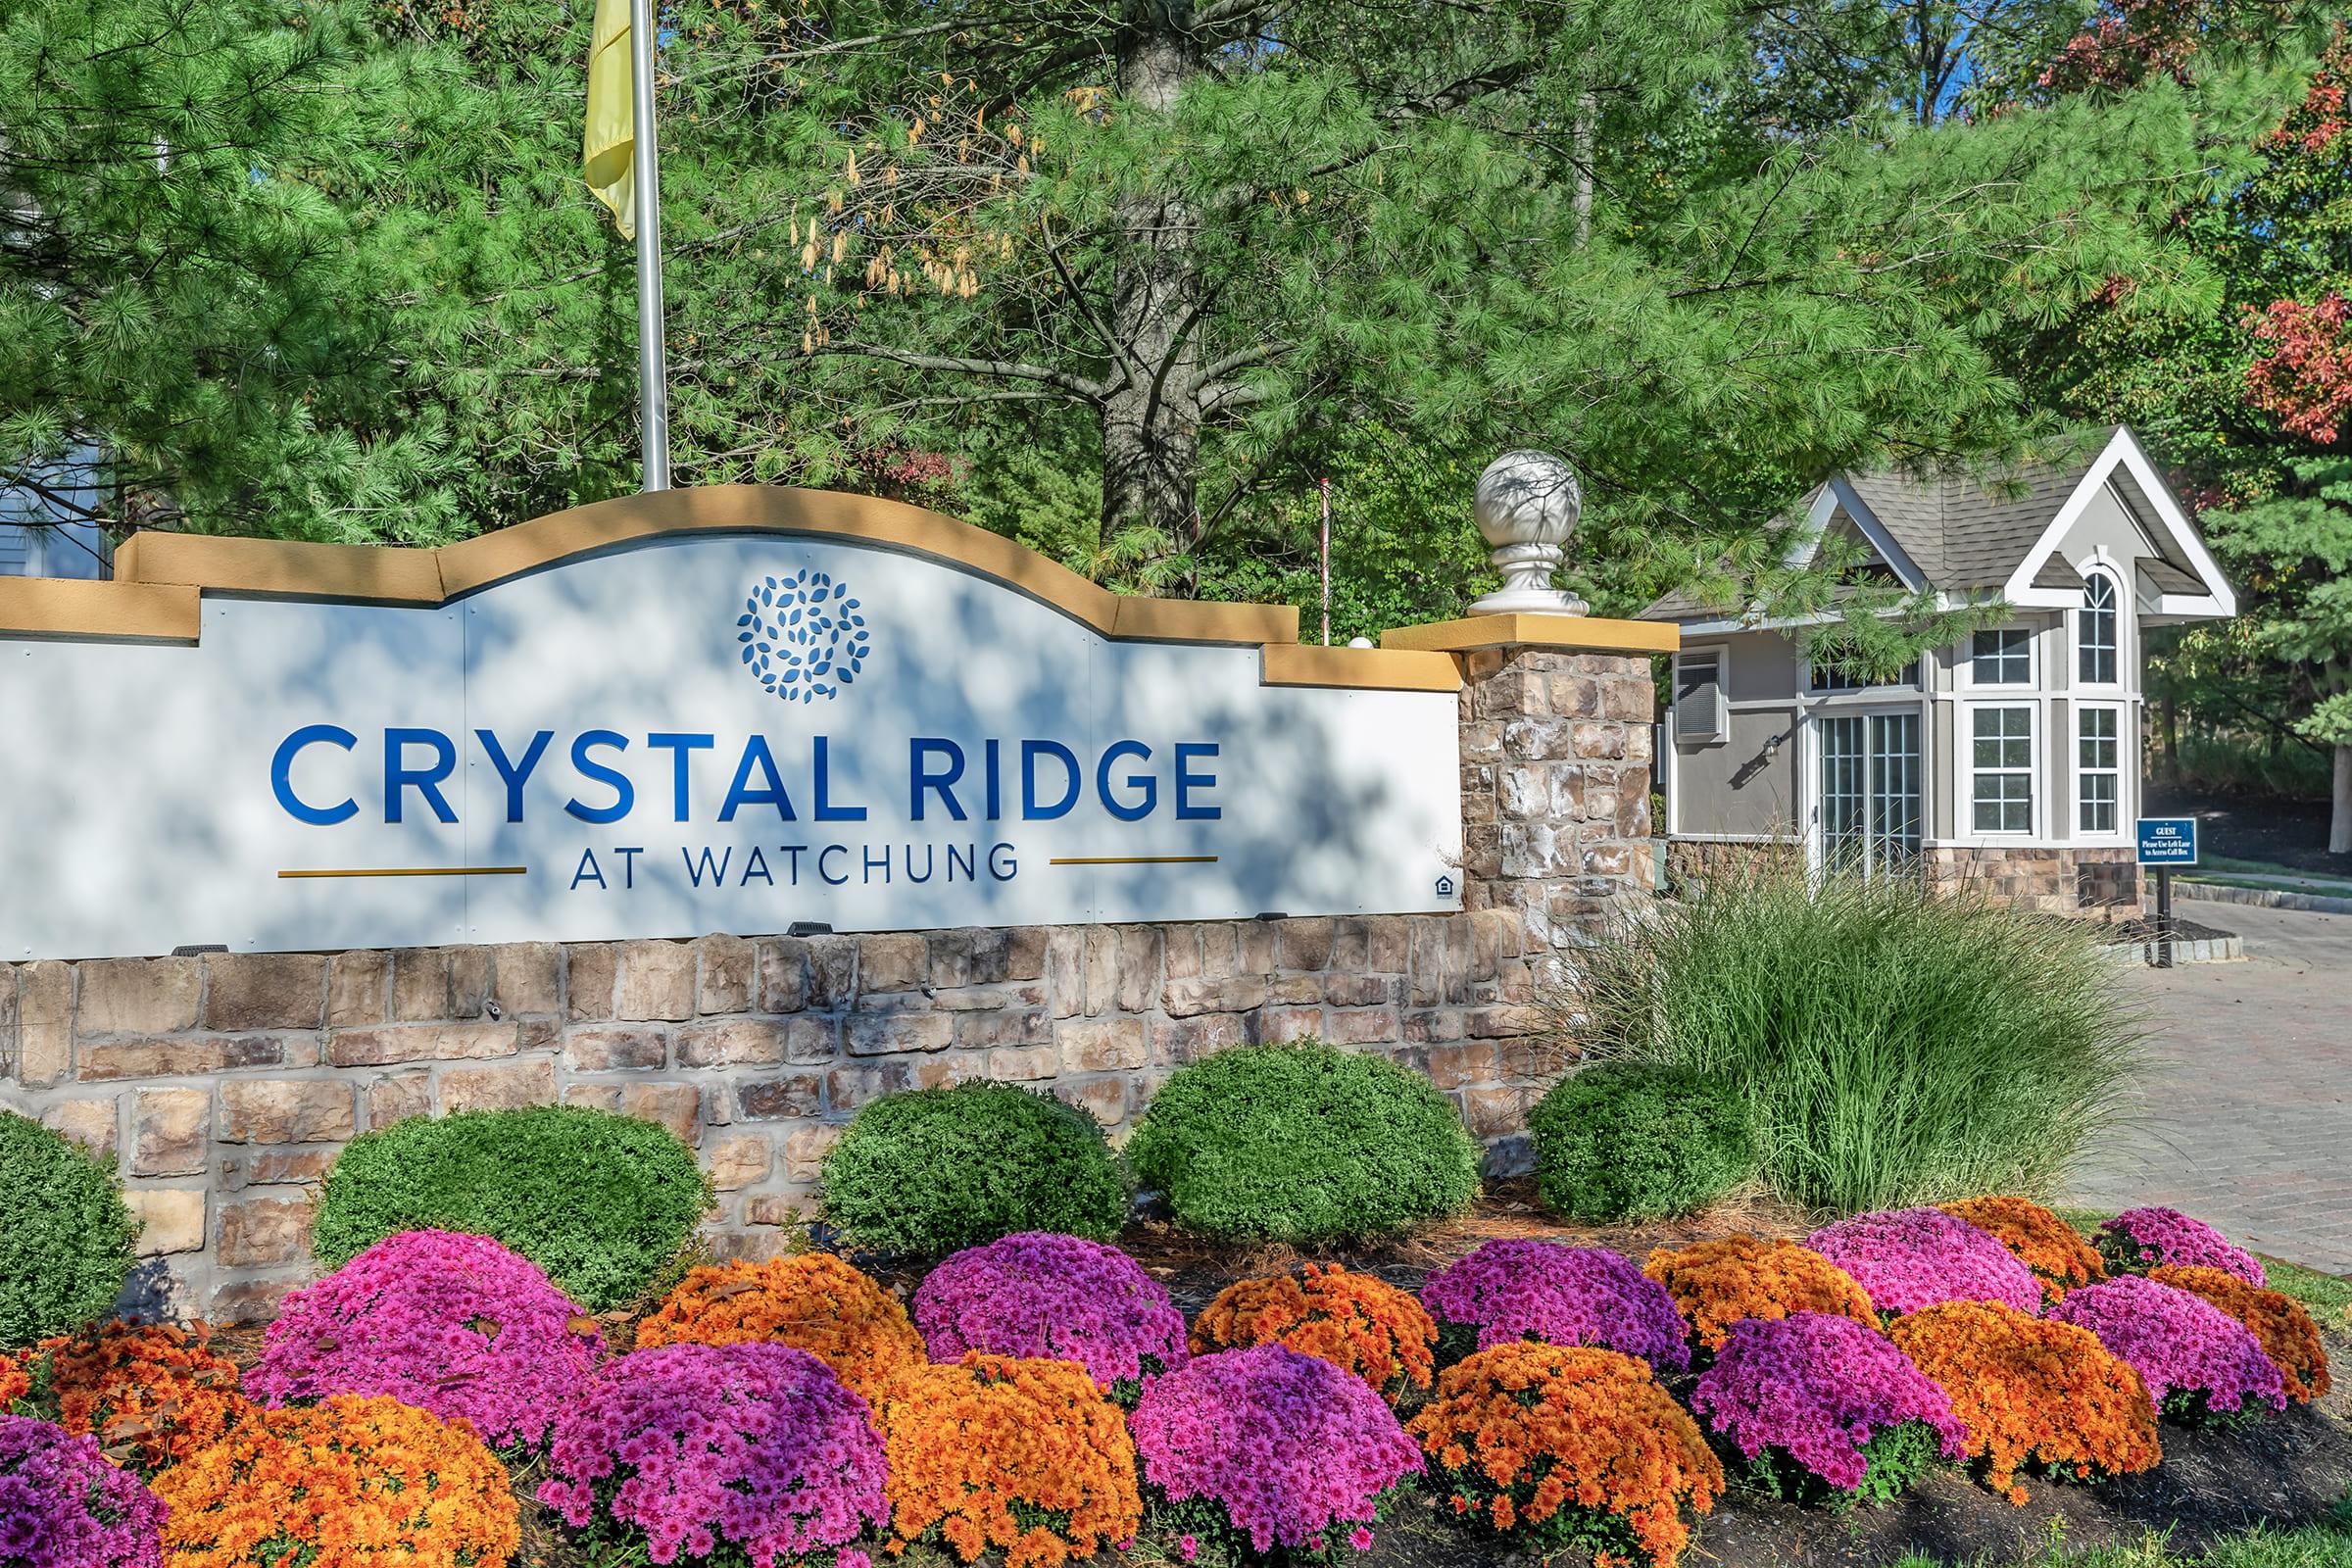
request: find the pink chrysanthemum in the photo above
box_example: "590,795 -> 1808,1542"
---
1806,1209 -> 2042,1318
913,1232 -> 1188,1398
1419,1240 -> 1691,1374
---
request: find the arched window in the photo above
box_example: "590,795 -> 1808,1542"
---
2079,570 -> 2119,685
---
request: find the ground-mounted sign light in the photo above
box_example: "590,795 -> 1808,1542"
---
2134,816 -> 2199,968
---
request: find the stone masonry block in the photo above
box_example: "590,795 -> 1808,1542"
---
128,1188 -> 208,1256
846,1013 -> 953,1057
784,1018 -> 839,1064
914,1053 -> 988,1090
218,1194 -> 313,1268
1055,1018 -> 1147,1074
808,937 -> 858,1007
986,1045 -> 1057,1082
75,958 -> 200,1036
17,960 -> 74,1087
439,1058 -> 558,1114
566,944 -> 619,1020
493,944 -> 564,1016
219,1079 -> 355,1145
953,1009 -> 1047,1051
389,949 -> 450,1022
783,1125 -> 842,1183
564,1027 -> 668,1072
1056,1077 -> 1128,1129
328,1022 -> 518,1068
755,938 -> 809,1014
220,1150 -> 335,1188
706,1133 -> 772,1191
42,1097 -> 119,1161
619,1083 -> 703,1145
676,1019 -> 787,1068
696,936 -> 756,1015
132,1088 -> 210,1176
1003,928 -> 1049,983
1160,975 -> 1267,1019
736,1074 -> 822,1121
326,953 -> 390,1027
203,953 -> 327,1032
616,941 -> 697,1022
79,1036 -> 282,1082
451,948 -> 493,1019
858,933 -> 928,996
1324,1008 -> 1401,1048
1276,918 -> 1335,973
826,1062 -> 911,1110
366,1072 -> 432,1130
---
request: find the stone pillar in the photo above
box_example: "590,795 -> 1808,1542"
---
1457,646 -> 1658,955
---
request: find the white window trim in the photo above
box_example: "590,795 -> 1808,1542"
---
2074,702 -> 2130,843
1964,701 -> 2039,838
2072,561 -> 2128,694
1959,624 -> 2037,693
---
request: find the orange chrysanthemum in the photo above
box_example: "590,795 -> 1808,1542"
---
1940,1197 -> 2106,1306
2151,1265 -> 2332,1403
1642,1237 -> 1876,1353
154,1393 -> 519,1568
1407,1343 -> 1722,1568
29,1319 -> 252,1475
873,1352 -> 1141,1568
634,1252 -> 925,1407
0,1353 -> 26,1408
1888,1300 -> 2159,1504
1190,1263 -> 1437,1401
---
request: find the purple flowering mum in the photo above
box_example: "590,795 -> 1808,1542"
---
913,1232 -> 1188,1396
2051,1275 -> 2285,1417
1131,1345 -> 1423,1556
0,1414 -> 164,1568
1689,1313 -> 1967,1494
1418,1241 -> 1690,1375
250,1228 -> 603,1452
1806,1208 -> 2042,1318
2099,1207 -> 2267,1287
540,1341 -> 888,1567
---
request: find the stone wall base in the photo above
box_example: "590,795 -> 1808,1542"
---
1666,839 -> 2142,915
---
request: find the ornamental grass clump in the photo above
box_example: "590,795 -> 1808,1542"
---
636,1251 -> 925,1408
1887,1300 -> 2159,1504
2098,1206 -> 2267,1286
1805,1208 -> 2042,1319
1688,1313 -> 1966,1506
0,1412 -> 166,1568
1939,1197 -> 2106,1306
2050,1275 -> 2286,1424
250,1229 -> 602,1455
1556,861 -> 2137,1212
914,1232 -> 1186,1404
22,1320 -> 249,1475
156,1394 -> 520,1568
1130,1344 -> 1424,1565
821,1083 -> 1130,1256
872,1351 -> 1142,1568
1408,1343 -> 1723,1568
538,1341 -> 889,1568
0,1111 -> 139,1349
1125,1042 -> 1479,1245
1642,1237 -> 1877,1357
2151,1264 -> 2331,1403
1189,1264 -> 1436,1404
314,1104 -> 712,1311
1528,1063 -> 1754,1223
1419,1240 -> 1690,1375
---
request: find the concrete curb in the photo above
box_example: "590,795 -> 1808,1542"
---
2180,884 -> 2352,916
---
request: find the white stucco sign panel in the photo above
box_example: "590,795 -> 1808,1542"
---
0,534 -> 1463,959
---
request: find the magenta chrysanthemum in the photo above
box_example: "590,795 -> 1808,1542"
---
2098,1207 -> 2267,1287
539,1341 -> 888,1567
913,1232 -> 1188,1397
0,1414 -> 165,1568
1418,1241 -> 1690,1374
2051,1275 -> 2285,1418
1689,1312 -> 1966,1494
249,1228 -> 602,1453
1805,1209 -> 2041,1318
1130,1345 -> 1423,1556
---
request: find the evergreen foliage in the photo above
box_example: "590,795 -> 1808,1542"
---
0,1111 -> 137,1348
1529,1063 -> 1755,1223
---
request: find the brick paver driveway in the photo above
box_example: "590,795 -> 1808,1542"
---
2065,898 -> 2352,1274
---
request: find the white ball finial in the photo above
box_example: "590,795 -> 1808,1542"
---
1470,450 -> 1587,615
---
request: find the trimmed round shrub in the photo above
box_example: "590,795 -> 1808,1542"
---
821,1083 -> 1129,1256
156,1394 -> 520,1567
2050,1274 -> 2285,1424
539,1341 -> 888,1568
0,1111 -> 137,1348
313,1104 -> 712,1312
24,1320 -> 250,1476
1191,1263 -> 1436,1404
1641,1237 -> 1877,1356
1408,1343 -> 1722,1568
873,1351 -> 1142,1568
913,1232 -> 1186,1404
1888,1301 -> 2160,1503
1125,1042 -> 1479,1245
1131,1344 -> 1424,1565
2151,1264 -> 2331,1403
1689,1313 -> 1966,1505
1420,1240 -> 1690,1375
250,1230 -> 603,1454
1528,1063 -> 1753,1223
2098,1206 -> 2266,1286
0,1412 -> 165,1568
1805,1208 -> 2042,1318
1939,1196 -> 2106,1306
636,1252 -> 925,1408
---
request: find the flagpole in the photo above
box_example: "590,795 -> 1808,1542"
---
627,0 -> 670,492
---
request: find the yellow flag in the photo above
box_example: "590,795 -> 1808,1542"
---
583,0 -> 635,238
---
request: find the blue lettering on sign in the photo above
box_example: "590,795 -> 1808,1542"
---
2134,817 -> 2199,866
271,724 -> 360,825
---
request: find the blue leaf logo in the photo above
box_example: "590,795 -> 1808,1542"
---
738,568 -> 871,704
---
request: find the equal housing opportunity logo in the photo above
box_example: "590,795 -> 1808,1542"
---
737,567 -> 870,704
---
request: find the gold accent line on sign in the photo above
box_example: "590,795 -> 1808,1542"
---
1048,856 -> 1220,866
276,866 -> 530,879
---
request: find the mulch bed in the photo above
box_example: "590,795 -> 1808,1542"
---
214,1183 -> 2352,1568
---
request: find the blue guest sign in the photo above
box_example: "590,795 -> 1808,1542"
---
2134,817 -> 2199,866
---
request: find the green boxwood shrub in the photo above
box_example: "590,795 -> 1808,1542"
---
1528,1062 -> 1755,1222
1125,1041 -> 1480,1245
0,1111 -> 137,1348
820,1082 -> 1129,1255
314,1104 -> 711,1311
